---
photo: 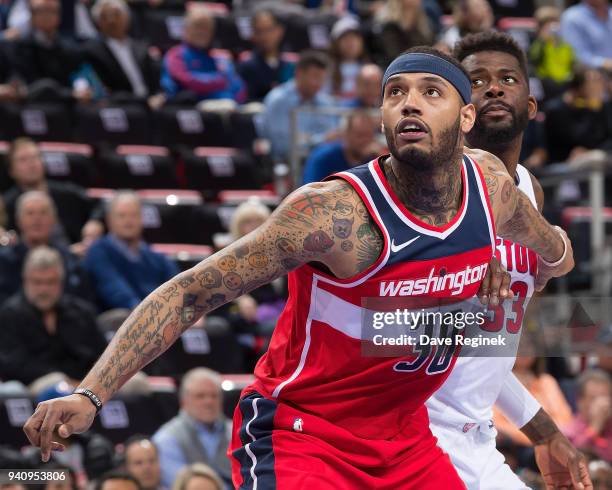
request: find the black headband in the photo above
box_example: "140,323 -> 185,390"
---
382,52 -> 472,104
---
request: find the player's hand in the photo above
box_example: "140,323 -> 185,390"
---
534,433 -> 593,490
478,256 -> 514,307
23,394 -> 97,462
536,226 -> 574,292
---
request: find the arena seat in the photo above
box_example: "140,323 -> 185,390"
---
188,202 -> 233,245
181,147 -> 259,197
142,9 -> 185,52
218,189 -> 280,206
214,14 -> 249,52
277,12 -> 310,52
562,206 -> 612,290
89,391 -> 176,443
150,243 -> 213,270
0,102 -> 74,142
0,394 -> 34,448
145,317 -> 248,377
75,104 -> 152,146
98,145 -> 177,189
141,202 -> 200,244
304,12 -> 338,50
153,106 -> 229,148
228,110 -> 259,150
39,142 -> 96,187
138,190 -> 203,244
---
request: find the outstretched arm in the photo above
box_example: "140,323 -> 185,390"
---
23,179 -> 381,461
471,149 -> 574,290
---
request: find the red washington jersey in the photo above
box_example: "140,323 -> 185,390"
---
245,154 -> 495,443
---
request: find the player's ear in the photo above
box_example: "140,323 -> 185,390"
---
460,102 -> 476,134
527,95 -> 538,120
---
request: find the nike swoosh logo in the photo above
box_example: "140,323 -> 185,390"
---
390,235 -> 421,253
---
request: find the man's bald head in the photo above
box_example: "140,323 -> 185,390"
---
356,64 -> 383,108
183,7 -> 215,49
106,191 -> 142,244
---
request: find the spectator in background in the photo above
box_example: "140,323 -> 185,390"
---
303,110 -> 384,183
7,0 -> 98,40
259,50 -> 337,162
564,369 -> 612,461
95,470 -> 142,490
494,355 -> 573,447
372,0 -> 435,66
10,0 -> 90,102
561,0 -> 612,72
153,368 -> 232,488
229,199 -> 271,240
237,9 -> 294,102
85,0 -> 160,100
530,6 -> 575,100
3,138 -> 104,244
171,464 -> 223,490
341,63 -> 383,109
161,7 -> 246,103
327,16 -> 366,98
439,0 -> 494,50
83,191 -> 178,310
544,67 -> 612,163
0,191 -> 92,304
0,246 -> 106,388
124,437 -> 162,490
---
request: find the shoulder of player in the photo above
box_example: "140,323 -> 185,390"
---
525,169 -> 545,212
466,149 -> 513,202
466,148 -> 511,177
271,180 -> 361,221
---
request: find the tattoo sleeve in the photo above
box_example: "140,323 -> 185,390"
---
477,151 -> 564,263
521,408 -> 561,445
77,180 -> 381,402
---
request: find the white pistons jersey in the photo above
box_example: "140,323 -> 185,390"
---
426,164 -> 538,425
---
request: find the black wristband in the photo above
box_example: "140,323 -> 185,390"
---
73,388 -> 103,413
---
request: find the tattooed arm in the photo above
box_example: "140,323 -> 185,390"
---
23,179 -> 383,461
471,148 -> 574,291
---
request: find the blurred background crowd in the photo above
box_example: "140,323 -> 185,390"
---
0,0 -> 610,488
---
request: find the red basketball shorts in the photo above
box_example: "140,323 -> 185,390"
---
229,391 -> 466,489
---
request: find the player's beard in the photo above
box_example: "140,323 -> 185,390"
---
385,114 -> 463,172
468,102 -> 529,148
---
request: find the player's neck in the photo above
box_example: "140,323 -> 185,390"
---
385,155 -> 463,223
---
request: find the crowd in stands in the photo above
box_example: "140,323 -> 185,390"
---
0,0 -> 610,489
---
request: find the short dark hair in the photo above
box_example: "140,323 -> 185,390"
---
251,8 -> 281,28
296,50 -> 329,72
399,45 -> 471,84
95,470 -> 141,490
453,31 -> 528,78
8,137 -> 38,167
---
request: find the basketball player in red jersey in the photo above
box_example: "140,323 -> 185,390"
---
23,47 -> 574,489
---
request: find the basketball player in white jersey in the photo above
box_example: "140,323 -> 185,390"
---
427,32 -> 592,490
